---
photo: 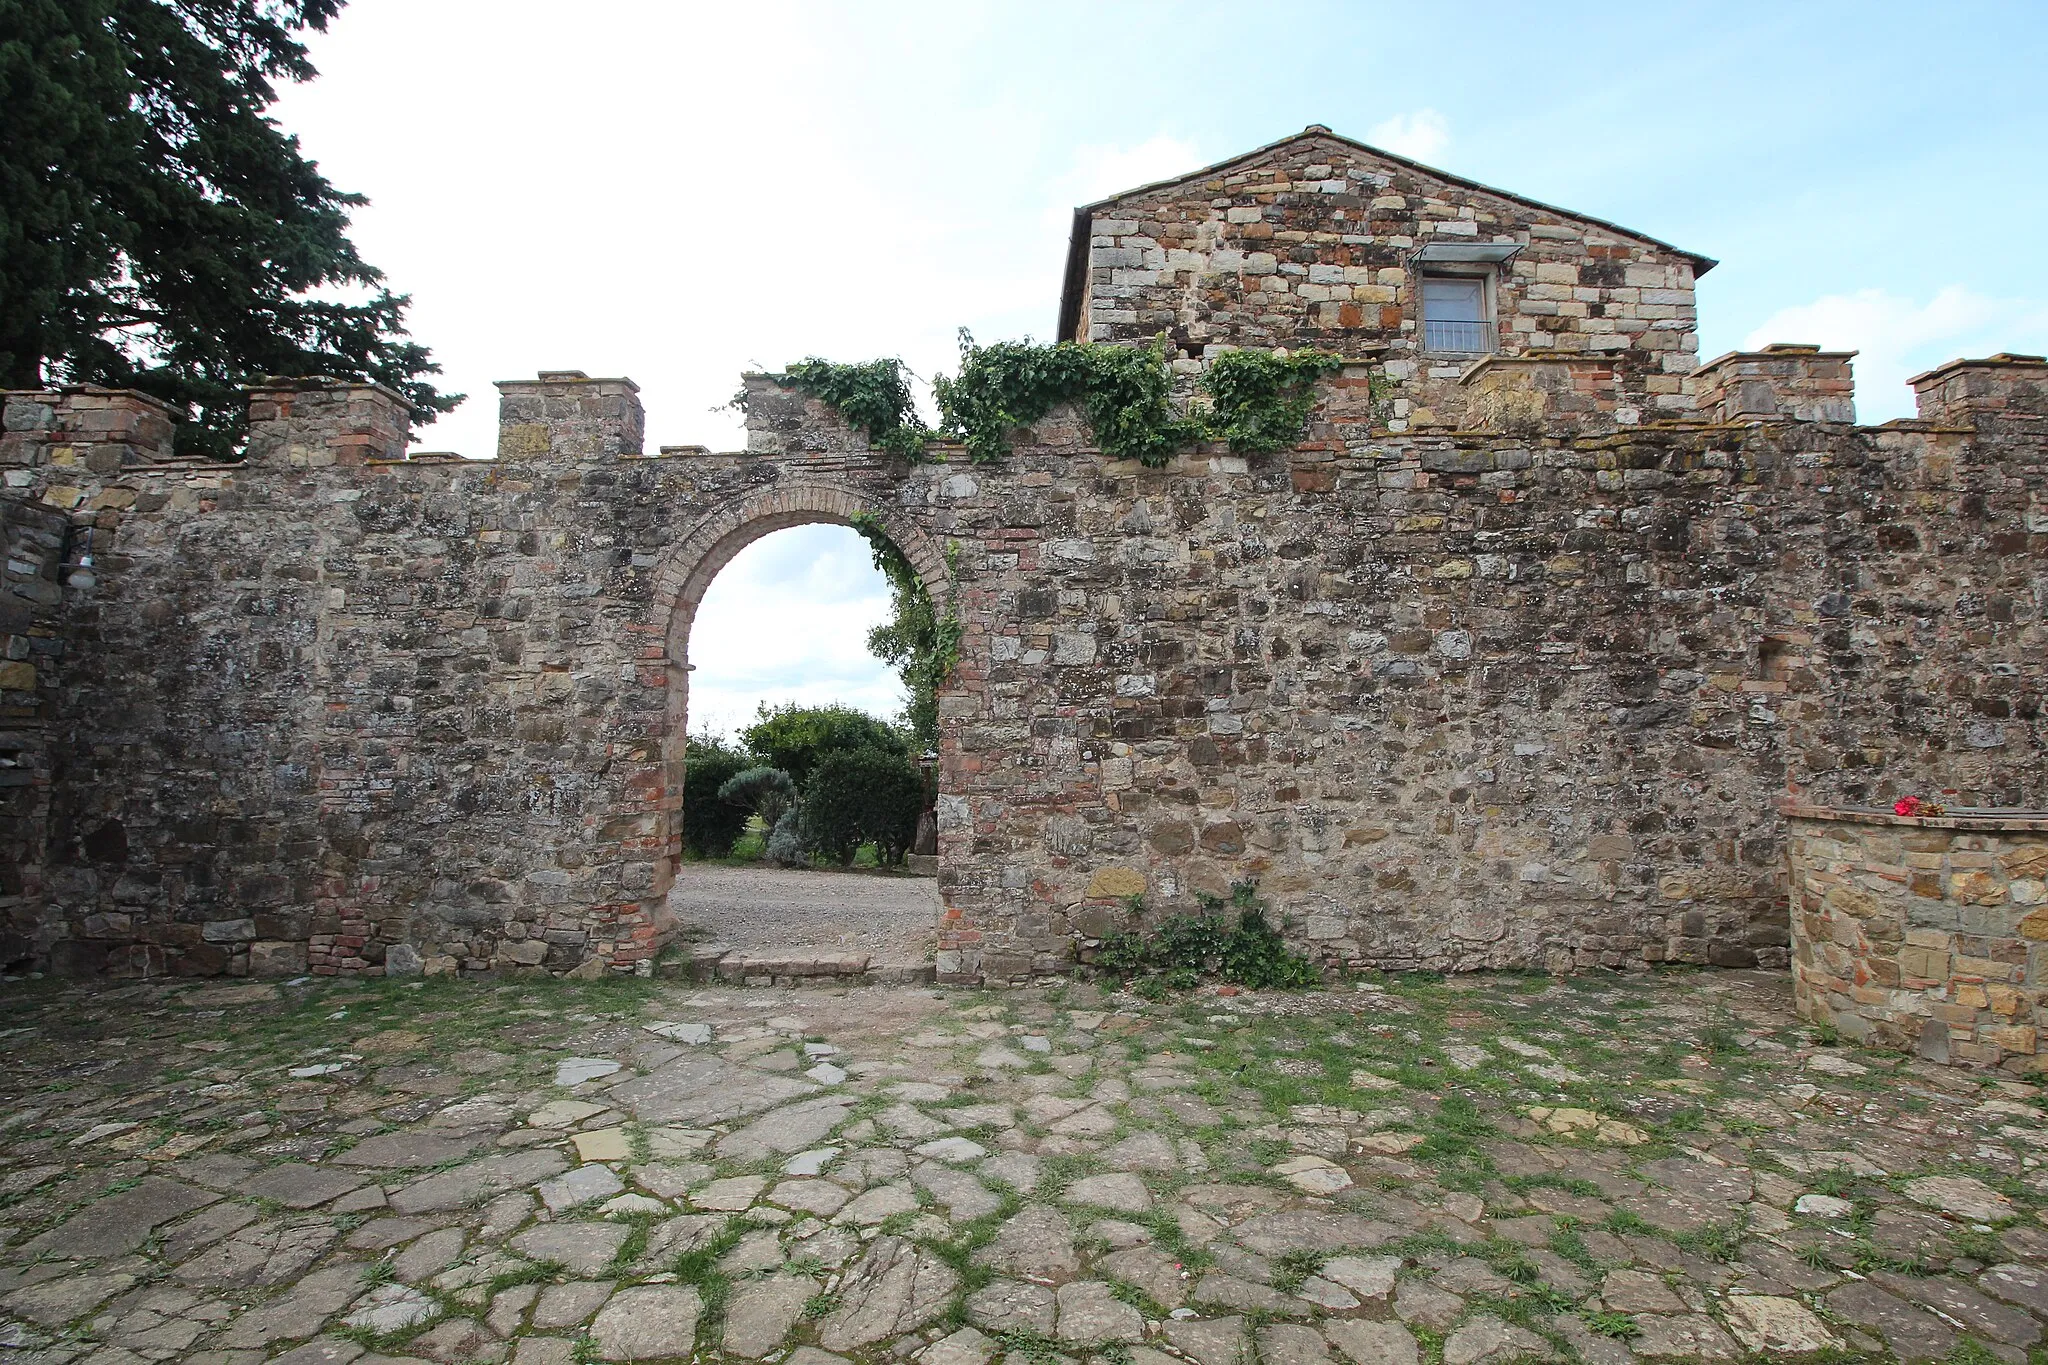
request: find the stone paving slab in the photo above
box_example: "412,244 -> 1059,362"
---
4,969 -> 2048,1362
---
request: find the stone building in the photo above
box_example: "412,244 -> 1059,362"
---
1060,126 -> 1710,429
0,127 -> 2042,997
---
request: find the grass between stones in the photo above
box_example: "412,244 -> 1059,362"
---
669,1216 -> 750,1330
1581,1308 -> 1640,1339
16,964 -> 2048,1364
927,1185 -> 1025,1329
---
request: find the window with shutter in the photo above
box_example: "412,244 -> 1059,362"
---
1421,275 -> 1493,354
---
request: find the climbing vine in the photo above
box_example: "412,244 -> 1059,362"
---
934,332 -> 1200,466
849,511 -> 958,751
1199,345 -> 1347,454
763,358 -> 931,459
765,333 -> 1347,469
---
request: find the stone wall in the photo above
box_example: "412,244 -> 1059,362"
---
1787,805 -> 2048,1071
927,357 -> 2044,981
0,342 -> 2041,984
0,376 -> 957,979
0,388 -> 171,968
0,493 -> 72,967
1065,127 -> 1708,429
3,106 -> 2046,988
0,343 -> 2041,985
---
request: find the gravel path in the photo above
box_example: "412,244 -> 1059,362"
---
666,861 -> 938,962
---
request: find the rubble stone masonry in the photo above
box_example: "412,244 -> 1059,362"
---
1788,806 -> 2048,1071
1062,128 -> 1710,429
0,129 -> 2042,989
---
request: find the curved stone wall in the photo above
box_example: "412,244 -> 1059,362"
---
1788,804 -> 2048,1070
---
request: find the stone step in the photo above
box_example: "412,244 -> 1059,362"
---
718,951 -> 870,983
658,945 -> 935,987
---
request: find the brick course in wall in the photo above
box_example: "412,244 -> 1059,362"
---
0,128 -> 2042,984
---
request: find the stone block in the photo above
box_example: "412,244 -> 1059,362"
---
498,939 -> 548,967
2004,846 -> 2048,879
1985,1024 -> 2038,1055
496,373 -> 644,459
1910,353 -> 2048,423
1084,867 -> 1146,899
1692,345 -> 1856,423
249,940 -> 309,977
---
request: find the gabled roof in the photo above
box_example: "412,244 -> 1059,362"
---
1055,125 -> 1716,341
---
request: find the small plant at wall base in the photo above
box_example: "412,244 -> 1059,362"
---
1087,881 -> 1322,991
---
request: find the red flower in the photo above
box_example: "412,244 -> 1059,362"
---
1894,796 -> 1922,817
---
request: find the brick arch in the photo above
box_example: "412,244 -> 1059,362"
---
641,480 -> 952,923
652,481 -> 949,661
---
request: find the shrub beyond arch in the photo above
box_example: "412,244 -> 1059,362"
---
741,703 -> 906,788
682,736 -> 753,857
801,748 -> 925,866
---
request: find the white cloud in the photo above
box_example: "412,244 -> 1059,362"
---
1742,286 -> 2048,422
273,1 -> 1075,461
1366,109 -> 1450,163
685,525 -> 904,741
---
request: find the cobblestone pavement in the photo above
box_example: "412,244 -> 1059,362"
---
5,969 -> 2048,1364
668,864 -> 939,963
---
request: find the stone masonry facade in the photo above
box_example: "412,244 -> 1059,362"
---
1060,127 -> 1709,429
0,126 -> 2042,985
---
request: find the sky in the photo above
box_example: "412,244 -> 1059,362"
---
270,0 -> 2048,737
686,525 -> 902,741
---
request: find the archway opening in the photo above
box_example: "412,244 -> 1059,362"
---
652,496 -> 952,979
688,524 -> 907,740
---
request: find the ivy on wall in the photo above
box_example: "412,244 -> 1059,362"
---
762,333 -> 1347,468
764,358 -> 930,459
932,332 -> 1196,465
1200,345 -> 1346,454
849,510 -> 958,752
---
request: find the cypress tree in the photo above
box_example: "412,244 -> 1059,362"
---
0,0 -> 456,456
